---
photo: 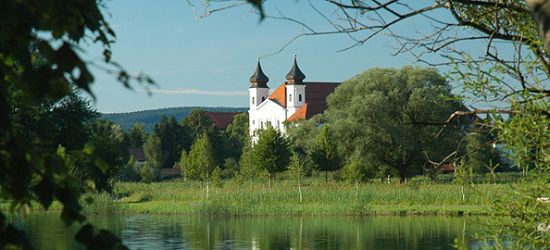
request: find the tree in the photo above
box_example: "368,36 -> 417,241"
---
129,122 -> 147,148
0,0 -> 152,247
323,66 -> 468,182
310,126 -> 341,182
184,133 -> 217,198
142,135 -> 163,183
289,152 -> 307,204
68,120 -> 130,192
252,126 -> 291,182
184,133 -> 217,181
464,131 -> 501,175
153,116 -> 189,168
180,109 -> 226,165
224,112 -> 249,160
341,153 -> 369,199
238,140 -> 260,181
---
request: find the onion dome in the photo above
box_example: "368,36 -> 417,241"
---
286,55 -> 306,84
249,59 -> 269,88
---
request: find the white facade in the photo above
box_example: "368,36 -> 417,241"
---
248,97 -> 289,141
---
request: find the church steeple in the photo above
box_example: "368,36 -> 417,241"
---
249,58 -> 269,88
286,55 -> 306,84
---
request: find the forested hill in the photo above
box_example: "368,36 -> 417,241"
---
101,106 -> 247,131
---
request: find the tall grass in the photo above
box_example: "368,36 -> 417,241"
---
113,177 -> 508,216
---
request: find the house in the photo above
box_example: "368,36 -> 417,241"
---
128,147 -> 146,166
205,111 -> 241,129
248,57 -> 340,141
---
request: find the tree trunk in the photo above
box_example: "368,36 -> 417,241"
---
325,171 -> 328,182
460,185 -> 465,204
206,181 -> 210,200
355,180 -> 359,199
298,180 -> 303,204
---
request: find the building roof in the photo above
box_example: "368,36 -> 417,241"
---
268,82 -> 287,107
249,60 -> 269,88
269,82 -> 339,121
205,111 -> 241,129
286,57 -> 306,84
160,168 -> 181,178
128,147 -> 146,162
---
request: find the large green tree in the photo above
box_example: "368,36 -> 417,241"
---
252,126 -> 291,180
323,66 -> 468,182
74,120 -> 129,192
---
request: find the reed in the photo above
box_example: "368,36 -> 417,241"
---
113,177 -> 507,216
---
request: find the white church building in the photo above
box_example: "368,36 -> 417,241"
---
248,57 -> 340,140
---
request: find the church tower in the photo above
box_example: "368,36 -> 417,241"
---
248,59 -> 270,139
285,55 -> 306,115
248,59 -> 270,108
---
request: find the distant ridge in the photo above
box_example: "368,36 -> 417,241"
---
101,106 -> 247,132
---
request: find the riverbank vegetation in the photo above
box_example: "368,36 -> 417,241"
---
35,172 -> 530,217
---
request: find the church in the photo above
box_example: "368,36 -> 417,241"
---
248,57 -> 340,141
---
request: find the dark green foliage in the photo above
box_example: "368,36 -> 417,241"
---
57,120 -> 130,192
310,126 -> 341,182
118,156 -> 141,182
464,130 -> 501,174
0,0 -> 147,248
290,67 -> 469,182
129,122 -> 147,148
183,133 -> 217,181
224,113 -> 250,161
101,107 -> 246,132
142,135 -> 163,182
154,116 -> 189,168
253,126 -> 291,179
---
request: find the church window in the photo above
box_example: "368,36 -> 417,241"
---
261,121 -> 264,129
289,94 -> 292,102
252,97 -> 255,105
252,120 -> 255,125
299,94 -> 302,102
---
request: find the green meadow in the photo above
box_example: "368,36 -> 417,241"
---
102,177 -> 510,216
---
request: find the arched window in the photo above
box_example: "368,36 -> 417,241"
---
262,96 -> 265,102
252,97 -> 255,105
289,94 -> 292,102
261,121 -> 264,129
299,94 -> 302,102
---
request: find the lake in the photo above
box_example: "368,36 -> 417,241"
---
13,214 -> 486,249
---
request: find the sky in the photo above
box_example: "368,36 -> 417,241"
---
87,0 -> 433,113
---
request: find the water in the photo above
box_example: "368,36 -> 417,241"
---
13,214 -> 485,250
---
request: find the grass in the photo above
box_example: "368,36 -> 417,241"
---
110,177 -> 508,216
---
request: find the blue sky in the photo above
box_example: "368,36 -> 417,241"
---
87,1 -> 430,113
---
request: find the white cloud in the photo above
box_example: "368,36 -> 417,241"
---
150,87 -> 248,96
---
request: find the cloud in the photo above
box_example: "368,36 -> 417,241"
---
150,87 -> 248,97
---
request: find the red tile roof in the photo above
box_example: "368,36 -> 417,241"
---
205,112 -> 242,129
268,82 -> 287,107
287,103 -> 308,122
286,82 -> 339,121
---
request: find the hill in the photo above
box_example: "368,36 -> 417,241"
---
101,106 -> 247,132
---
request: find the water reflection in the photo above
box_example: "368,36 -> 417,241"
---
15,214 -> 483,249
